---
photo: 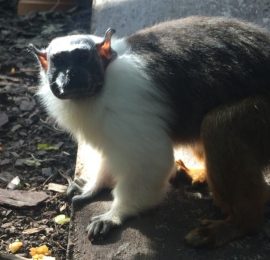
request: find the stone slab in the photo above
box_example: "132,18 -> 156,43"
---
67,186 -> 270,260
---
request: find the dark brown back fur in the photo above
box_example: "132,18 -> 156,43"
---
128,16 -> 270,142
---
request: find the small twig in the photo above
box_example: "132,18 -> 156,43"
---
49,0 -> 61,12
42,173 -> 55,186
58,169 -> 73,185
39,119 -> 63,133
55,241 -> 67,251
30,153 -> 56,163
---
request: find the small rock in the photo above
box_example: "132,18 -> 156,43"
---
0,171 -> 14,183
0,112 -> 8,127
18,130 -> 27,136
37,150 -> 47,156
42,167 -> 52,177
25,118 -> 34,126
185,191 -> 203,199
0,158 -> 12,166
11,124 -> 22,132
19,99 -> 36,111
15,159 -> 25,166
8,226 -> 16,234
11,106 -> 20,113
7,176 -> 21,190
10,151 -> 20,158
48,183 -> 67,193
45,227 -> 54,234
40,235 -> 47,241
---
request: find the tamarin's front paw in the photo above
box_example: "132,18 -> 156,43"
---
67,178 -> 97,207
86,212 -> 121,242
71,191 -> 96,206
66,178 -> 86,199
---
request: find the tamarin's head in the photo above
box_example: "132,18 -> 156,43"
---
29,28 -> 116,99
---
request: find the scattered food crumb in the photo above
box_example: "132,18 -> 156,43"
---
8,241 -> 23,254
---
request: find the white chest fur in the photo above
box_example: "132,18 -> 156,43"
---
38,38 -> 170,151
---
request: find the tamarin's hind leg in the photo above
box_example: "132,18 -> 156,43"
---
186,97 -> 270,247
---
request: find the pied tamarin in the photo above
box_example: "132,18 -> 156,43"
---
30,16 -> 270,247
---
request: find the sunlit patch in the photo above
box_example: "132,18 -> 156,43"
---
174,146 -> 204,170
75,141 -> 103,181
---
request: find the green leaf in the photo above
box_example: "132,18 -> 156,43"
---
24,159 -> 41,167
37,143 -> 59,151
54,214 -> 70,225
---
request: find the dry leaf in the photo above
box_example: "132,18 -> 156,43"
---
47,183 -> 67,193
59,203 -> 67,212
22,226 -> 46,235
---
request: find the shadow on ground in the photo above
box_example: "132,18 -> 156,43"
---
68,182 -> 270,260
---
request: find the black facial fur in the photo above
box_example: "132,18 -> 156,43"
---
47,36 -> 105,99
127,16 -> 270,142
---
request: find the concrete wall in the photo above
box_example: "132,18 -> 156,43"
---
92,0 -> 270,37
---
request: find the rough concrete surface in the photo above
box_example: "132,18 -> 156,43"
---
67,0 -> 270,259
92,0 -> 270,37
68,186 -> 270,260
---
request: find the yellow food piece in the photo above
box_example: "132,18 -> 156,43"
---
32,254 -> 54,260
8,241 -> 23,253
32,254 -> 44,260
29,245 -> 51,258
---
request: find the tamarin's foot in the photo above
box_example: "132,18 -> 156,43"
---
87,212 -> 120,242
185,219 -> 243,248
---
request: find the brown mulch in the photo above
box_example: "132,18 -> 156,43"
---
0,1 -> 91,258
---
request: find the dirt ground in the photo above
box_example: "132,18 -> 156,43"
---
0,1 -> 91,258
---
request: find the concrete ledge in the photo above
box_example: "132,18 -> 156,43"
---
91,0 -> 270,37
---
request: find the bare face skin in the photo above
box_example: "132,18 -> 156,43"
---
30,29 -> 116,100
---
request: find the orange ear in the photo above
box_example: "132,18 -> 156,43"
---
37,52 -> 48,71
28,44 -> 48,71
97,28 -> 116,60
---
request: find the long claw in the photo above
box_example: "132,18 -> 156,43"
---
87,216 -> 117,242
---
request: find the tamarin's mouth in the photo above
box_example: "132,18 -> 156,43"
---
51,86 -> 102,100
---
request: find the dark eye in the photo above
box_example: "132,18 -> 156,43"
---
51,53 -> 67,67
